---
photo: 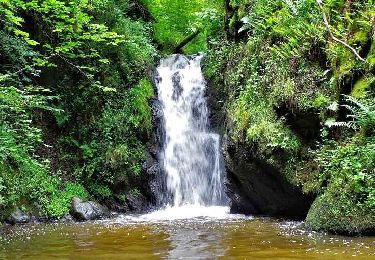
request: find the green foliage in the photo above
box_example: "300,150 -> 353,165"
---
41,182 -> 88,217
87,182 -> 113,198
306,137 -> 375,234
312,94 -> 332,110
0,86 -> 45,155
204,0 -> 339,155
68,78 -> 155,185
351,77 -> 375,98
205,0 -> 375,234
0,0 -> 157,218
325,95 -> 375,136
343,96 -> 375,136
141,0 -> 223,53
0,85 -> 89,218
0,86 -> 59,216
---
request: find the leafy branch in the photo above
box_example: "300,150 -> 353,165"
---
325,95 -> 375,136
316,0 -> 366,63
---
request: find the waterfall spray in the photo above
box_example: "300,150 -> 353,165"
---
155,54 -> 227,208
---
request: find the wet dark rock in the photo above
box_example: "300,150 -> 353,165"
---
151,100 -> 165,148
101,196 -> 129,213
152,100 -> 163,120
125,193 -> 150,213
7,208 -> 30,225
70,197 -> 110,221
141,150 -> 166,207
204,77 -> 227,135
159,54 -> 190,70
61,214 -> 74,223
147,161 -> 166,206
29,216 -> 40,224
203,70 -> 315,220
224,138 -> 314,219
144,94 -> 168,207
172,55 -> 191,69
172,72 -> 183,101
275,105 -> 321,145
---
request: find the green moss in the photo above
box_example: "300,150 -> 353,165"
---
183,34 -> 208,55
229,13 -> 238,35
336,47 -> 357,78
352,30 -> 369,45
200,0 -> 375,235
312,94 -> 331,110
351,76 -> 375,98
306,192 -> 375,234
368,55 -> 375,71
367,41 -> 375,71
306,136 -> 375,234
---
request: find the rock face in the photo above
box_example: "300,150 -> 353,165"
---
224,140 -> 314,219
70,197 -> 110,221
146,76 -> 168,207
204,75 -> 314,220
125,193 -> 150,212
7,208 -> 30,224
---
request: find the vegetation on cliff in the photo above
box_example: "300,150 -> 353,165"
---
1,0 -> 374,235
0,0 -> 156,218
203,0 -> 374,234
141,0 -> 223,54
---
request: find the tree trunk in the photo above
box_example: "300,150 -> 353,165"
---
174,30 -> 201,53
224,0 -> 235,40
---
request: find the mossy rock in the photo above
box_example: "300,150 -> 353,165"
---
367,54 -> 375,72
229,13 -> 238,35
352,30 -> 369,45
306,192 -> 375,235
367,41 -> 375,71
351,76 -> 375,98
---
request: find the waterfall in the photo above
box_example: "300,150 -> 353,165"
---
155,54 -> 227,209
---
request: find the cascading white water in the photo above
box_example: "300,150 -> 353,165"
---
155,54 -> 227,211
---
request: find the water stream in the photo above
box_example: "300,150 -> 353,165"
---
1,55 -> 374,259
1,217 -> 375,259
153,54 -> 228,218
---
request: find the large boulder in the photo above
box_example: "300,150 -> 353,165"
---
306,187 -> 375,235
224,139 -> 314,219
70,197 -> 110,221
7,208 -> 30,225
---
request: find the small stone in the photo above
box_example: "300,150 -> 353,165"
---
70,197 -> 110,221
7,208 -> 30,225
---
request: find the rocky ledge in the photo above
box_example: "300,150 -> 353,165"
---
224,139 -> 314,219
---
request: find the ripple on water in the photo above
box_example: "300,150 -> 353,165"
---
1,215 -> 375,259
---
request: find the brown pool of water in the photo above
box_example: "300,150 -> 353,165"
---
0,216 -> 374,259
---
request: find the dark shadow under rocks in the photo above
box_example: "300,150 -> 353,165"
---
224,139 -> 315,219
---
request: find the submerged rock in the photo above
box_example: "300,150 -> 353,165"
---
7,208 -> 30,224
70,197 -> 110,221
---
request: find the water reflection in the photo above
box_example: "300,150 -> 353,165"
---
166,221 -> 227,259
1,217 -> 375,259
